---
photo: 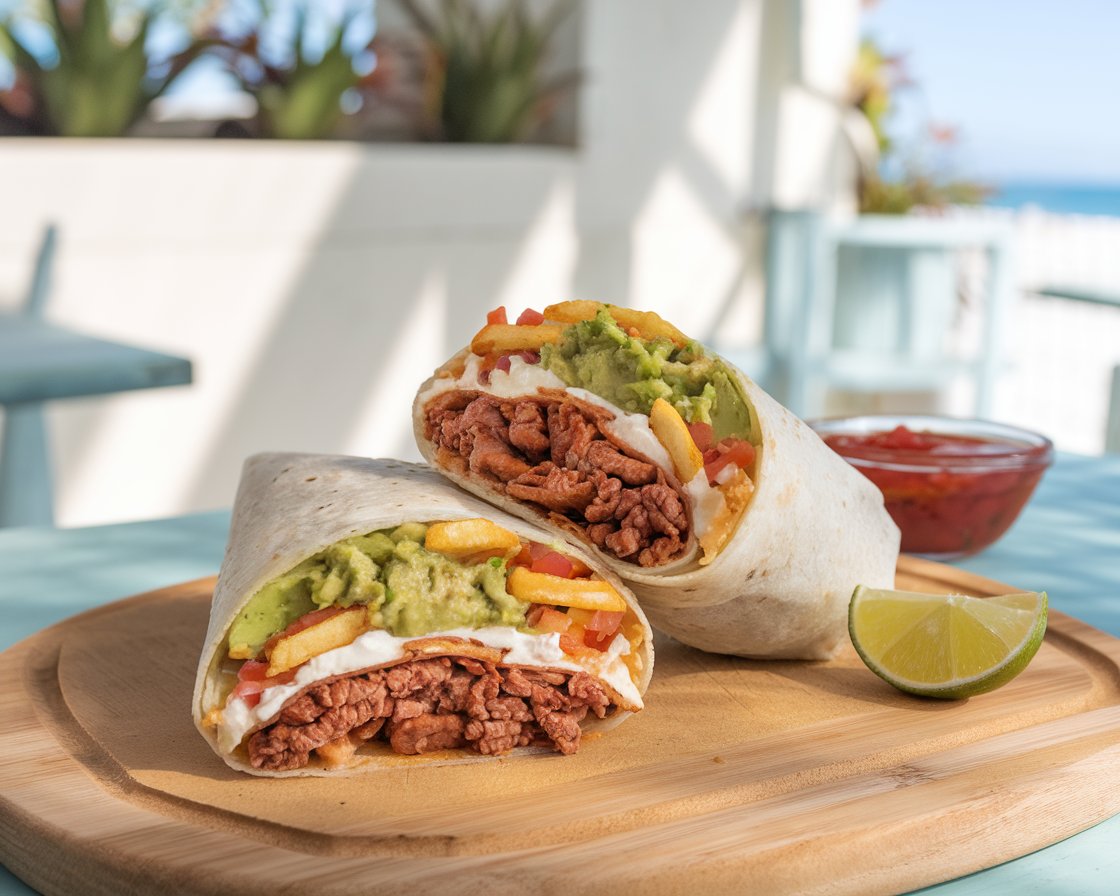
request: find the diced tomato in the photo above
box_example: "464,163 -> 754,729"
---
511,542 -> 533,567
559,631 -> 596,659
513,541 -> 593,578
487,306 -> 508,325
687,422 -> 713,452
530,606 -> 572,634
230,667 -> 297,708
584,610 -> 625,634
516,308 -> 545,326
559,632 -> 581,655
237,660 -> 270,682
530,546 -> 574,578
582,610 -> 625,651
525,544 -> 594,578
485,352 -> 538,383
704,438 -> 756,486
263,606 -> 346,657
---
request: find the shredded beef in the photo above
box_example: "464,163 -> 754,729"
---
425,393 -> 690,566
246,657 -> 614,771
506,402 -> 551,458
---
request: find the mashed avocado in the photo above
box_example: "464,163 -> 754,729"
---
540,308 -> 755,441
226,523 -> 527,657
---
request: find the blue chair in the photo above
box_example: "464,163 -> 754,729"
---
0,226 -> 193,527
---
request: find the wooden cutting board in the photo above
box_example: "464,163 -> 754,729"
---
3,557 -> 1120,896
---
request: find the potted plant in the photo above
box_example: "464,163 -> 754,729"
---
0,0 -> 209,136
366,0 -> 580,144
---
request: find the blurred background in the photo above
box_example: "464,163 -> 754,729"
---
1,0 -> 1118,527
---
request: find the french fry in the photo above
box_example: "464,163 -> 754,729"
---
649,398 -> 704,482
541,300 -> 612,324
424,518 -> 522,560
402,637 -> 505,664
266,607 -> 368,677
469,323 -> 565,356
507,567 -> 627,612
542,301 -> 691,347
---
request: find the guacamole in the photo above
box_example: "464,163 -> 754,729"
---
540,308 -> 755,441
226,523 -> 527,658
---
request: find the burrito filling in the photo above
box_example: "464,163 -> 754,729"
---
420,303 -> 761,565
206,520 -> 646,771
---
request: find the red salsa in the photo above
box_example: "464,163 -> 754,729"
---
822,424 -> 1052,558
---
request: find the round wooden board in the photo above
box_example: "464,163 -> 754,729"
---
4,557 -> 1120,896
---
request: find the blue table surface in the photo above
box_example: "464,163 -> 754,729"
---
2,453 -> 1119,894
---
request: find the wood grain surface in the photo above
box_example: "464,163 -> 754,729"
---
3,557 -> 1120,896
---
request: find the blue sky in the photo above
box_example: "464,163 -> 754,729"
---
861,0 -> 1120,185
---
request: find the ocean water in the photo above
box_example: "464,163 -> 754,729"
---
987,182 -> 1120,217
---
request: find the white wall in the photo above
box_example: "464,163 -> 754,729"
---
0,0 -> 862,527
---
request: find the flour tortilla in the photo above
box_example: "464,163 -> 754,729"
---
413,355 -> 899,661
192,453 -> 654,777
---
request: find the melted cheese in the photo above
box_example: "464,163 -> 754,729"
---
697,468 -> 755,565
218,626 -> 640,752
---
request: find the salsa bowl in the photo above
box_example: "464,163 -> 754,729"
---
810,415 -> 1054,559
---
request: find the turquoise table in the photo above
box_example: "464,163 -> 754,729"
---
1,453 -> 1118,894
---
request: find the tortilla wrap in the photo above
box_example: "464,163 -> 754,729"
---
412,311 -> 900,660
192,453 -> 654,777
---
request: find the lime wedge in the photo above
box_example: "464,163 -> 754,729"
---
848,586 -> 1048,699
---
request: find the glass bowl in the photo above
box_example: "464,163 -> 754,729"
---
810,415 -> 1054,559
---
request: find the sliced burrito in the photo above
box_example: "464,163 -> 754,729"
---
413,302 -> 900,659
193,454 -> 653,776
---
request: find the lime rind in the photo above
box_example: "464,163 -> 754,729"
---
848,586 -> 1048,699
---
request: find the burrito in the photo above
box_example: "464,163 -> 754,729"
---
193,454 -> 653,776
413,302 -> 900,659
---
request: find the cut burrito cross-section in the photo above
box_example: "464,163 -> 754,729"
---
192,454 -> 653,777
413,303 -> 900,660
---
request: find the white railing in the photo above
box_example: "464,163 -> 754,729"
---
951,206 -> 1120,455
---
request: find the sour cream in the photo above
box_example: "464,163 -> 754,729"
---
685,468 -> 727,535
218,626 -> 641,752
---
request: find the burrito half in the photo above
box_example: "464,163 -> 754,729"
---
193,454 -> 653,776
412,302 -> 899,659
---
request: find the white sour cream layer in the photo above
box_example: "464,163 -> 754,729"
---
219,626 -> 641,753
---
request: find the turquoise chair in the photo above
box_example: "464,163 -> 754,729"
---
0,226 -> 193,527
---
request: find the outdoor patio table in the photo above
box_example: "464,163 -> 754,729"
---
1,451 -> 1118,894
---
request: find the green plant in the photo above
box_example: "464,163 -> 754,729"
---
387,0 -> 579,143
849,36 -> 990,214
0,0 -> 208,137
858,171 -> 992,215
210,1 -> 376,140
